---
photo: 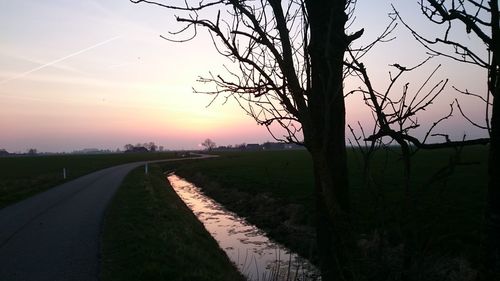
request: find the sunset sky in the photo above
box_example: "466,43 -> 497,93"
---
0,0 -> 489,152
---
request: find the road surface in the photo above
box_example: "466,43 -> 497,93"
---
0,155 -> 213,281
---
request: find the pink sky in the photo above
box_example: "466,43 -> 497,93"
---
0,1 -> 489,152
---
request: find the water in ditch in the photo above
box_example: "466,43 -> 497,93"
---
166,174 -> 320,281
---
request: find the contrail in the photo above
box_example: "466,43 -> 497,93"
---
0,35 -> 121,85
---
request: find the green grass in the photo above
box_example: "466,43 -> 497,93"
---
2,146 -> 489,277
163,146 -> 489,262
351,146 -> 488,258
0,152 -> 180,208
164,150 -> 315,207
101,164 -> 244,281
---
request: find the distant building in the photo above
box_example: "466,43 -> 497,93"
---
124,146 -> 149,153
245,143 -> 262,151
0,149 -> 9,157
214,146 -> 228,151
210,141 -> 304,152
262,142 -> 285,150
80,148 -> 100,154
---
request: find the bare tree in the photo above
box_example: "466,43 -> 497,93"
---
130,0 -> 366,279
124,144 -> 134,151
347,54 -> 483,276
145,142 -> 158,152
201,138 -> 216,151
391,0 -> 499,274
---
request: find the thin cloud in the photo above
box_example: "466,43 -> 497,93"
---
0,52 -> 91,76
0,36 -> 121,85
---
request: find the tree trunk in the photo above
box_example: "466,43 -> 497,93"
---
485,85 -> 500,276
309,138 -> 352,281
304,1 -> 353,280
484,2 -> 500,275
485,56 -> 500,276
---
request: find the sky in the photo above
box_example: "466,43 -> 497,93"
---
0,0 -> 490,152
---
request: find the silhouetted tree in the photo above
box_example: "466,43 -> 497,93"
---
201,138 -> 216,151
145,142 -> 158,152
130,1 -> 370,279
347,55 -> 479,276
391,0 -> 498,275
124,144 -> 134,151
0,149 -> 9,156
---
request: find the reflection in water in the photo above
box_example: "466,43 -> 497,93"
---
167,174 -> 320,281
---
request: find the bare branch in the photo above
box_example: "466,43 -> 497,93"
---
455,98 -> 490,129
130,0 -> 223,11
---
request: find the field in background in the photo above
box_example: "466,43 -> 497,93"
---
165,146 -> 489,263
0,152 -> 179,208
1,146 -> 490,272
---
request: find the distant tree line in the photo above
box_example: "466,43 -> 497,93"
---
123,142 -> 164,153
0,148 -> 37,156
201,140 -> 304,152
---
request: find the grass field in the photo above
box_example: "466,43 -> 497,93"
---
162,146 -> 489,268
1,146 -> 489,278
0,152 -> 179,208
101,164 -> 244,281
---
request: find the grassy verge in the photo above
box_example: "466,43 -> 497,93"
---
101,164 -> 244,281
161,150 -> 318,260
161,147 -> 488,265
0,152 -> 180,208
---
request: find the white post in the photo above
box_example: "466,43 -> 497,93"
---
63,168 -> 67,179
145,163 -> 148,174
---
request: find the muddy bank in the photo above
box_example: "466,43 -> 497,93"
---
174,170 -> 318,264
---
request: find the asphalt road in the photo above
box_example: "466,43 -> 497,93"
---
0,155 -> 212,281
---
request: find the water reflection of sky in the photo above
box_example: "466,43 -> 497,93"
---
167,174 -> 320,281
